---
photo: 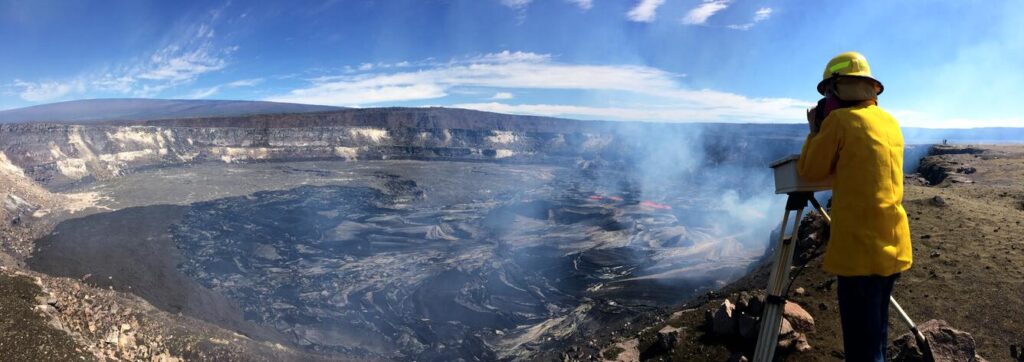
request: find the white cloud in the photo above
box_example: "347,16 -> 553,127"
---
188,86 -> 221,99
566,0 -> 593,10
889,109 -> 1024,129
13,79 -> 85,102
682,0 -> 731,26
91,74 -> 136,93
500,0 -> 532,9
196,23 -> 215,38
627,0 -> 665,22
452,97 -> 808,123
727,7 -> 773,30
753,7 -> 773,21
268,51 -> 683,107
271,83 -> 447,105
267,50 -> 812,123
491,92 -> 515,100
472,50 -> 551,63
137,45 -> 229,82
9,18 -> 233,103
188,78 -> 264,99
226,78 -> 264,87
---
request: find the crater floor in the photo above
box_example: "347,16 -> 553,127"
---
29,160 -> 765,360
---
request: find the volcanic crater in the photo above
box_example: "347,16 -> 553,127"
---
7,108 -> 804,360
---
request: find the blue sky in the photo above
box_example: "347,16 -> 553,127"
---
1,0 -> 1020,127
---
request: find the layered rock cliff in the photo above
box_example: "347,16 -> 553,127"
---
0,108 -> 805,189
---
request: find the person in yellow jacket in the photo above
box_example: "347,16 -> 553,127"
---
797,52 -> 912,362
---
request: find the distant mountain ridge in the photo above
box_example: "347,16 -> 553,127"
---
0,98 -> 341,123
2,99 -> 1022,145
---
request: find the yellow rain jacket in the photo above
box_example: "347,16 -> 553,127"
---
798,104 -> 912,277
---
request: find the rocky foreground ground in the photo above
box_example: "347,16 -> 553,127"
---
583,144 -> 1024,362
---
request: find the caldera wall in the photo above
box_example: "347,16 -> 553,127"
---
0,108 -> 806,189
0,124 -> 594,189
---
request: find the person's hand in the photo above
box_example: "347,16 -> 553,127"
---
806,106 -> 819,134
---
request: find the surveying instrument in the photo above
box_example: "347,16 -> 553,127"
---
752,155 -> 930,362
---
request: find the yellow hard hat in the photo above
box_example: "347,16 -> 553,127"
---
817,51 -> 884,95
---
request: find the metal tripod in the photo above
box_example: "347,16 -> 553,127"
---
752,192 -> 824,362
751,192 -> 931,362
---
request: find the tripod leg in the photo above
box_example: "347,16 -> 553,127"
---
808,197 -> 831,224
753,206 -> 805,362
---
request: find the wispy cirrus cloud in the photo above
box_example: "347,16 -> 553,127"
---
566,0 -> 593,10
9,13 -> 234,103
627,0 -> 665,22
12,79 -> 85,102
267,50 -> 812,123
753,7 -> 773,22
727,7 -> 773,30
499,0 -> 533,22
188,78 -> 263,99
682,0 -> 731,26
490,92 -> 515,100
500,0 -> 532,9
453,95 -> 808,123
137,45 -> 231,82
268,51 -> 680,105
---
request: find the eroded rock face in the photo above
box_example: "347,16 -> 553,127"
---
928,145 -> 986,156
0,123 -> 578,187
0,108 -> 806,190
916,145 -> 988,186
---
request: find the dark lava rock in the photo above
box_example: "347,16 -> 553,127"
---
736,313 -> 759,341
930,196 -> 948,207
709,299 -> 737,337
918,156 -> 974,185
928,145 -> 986,156
0,273 -> 89,361
655,325 -> 684,352
735,291 -> 765,317
889,319 -> 986,362
727,351 -> 749,362
1011,343 -> 1024,361
957,166 -> 977,174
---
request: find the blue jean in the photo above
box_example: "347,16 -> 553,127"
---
837,274 -> 899,362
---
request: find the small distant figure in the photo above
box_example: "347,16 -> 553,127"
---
943,139 -> 948,145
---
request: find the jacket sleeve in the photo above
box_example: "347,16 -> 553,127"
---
798,114 -> 843,181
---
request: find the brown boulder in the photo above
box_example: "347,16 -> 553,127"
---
777,318 -> 797,349
794,333 -> 812,353
783,301 -> 815,333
